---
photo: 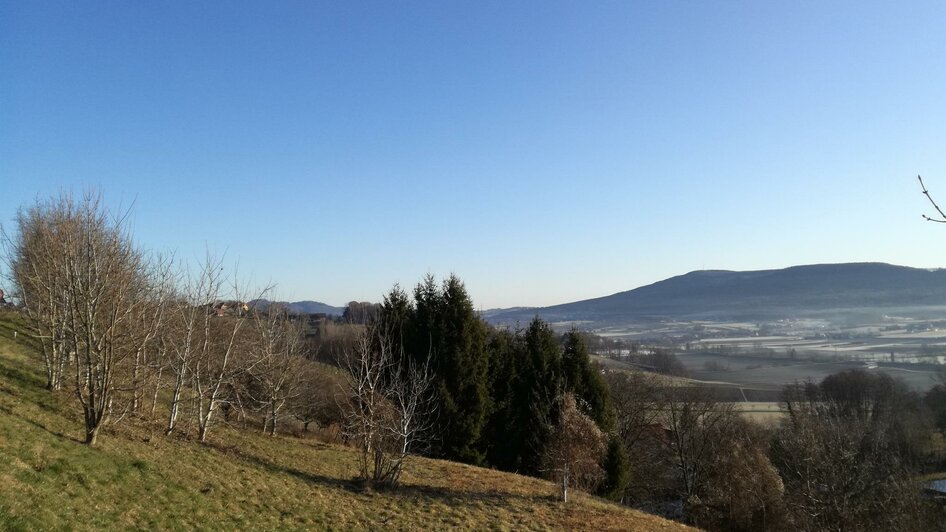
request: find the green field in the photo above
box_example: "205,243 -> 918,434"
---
0,311 -> 690,531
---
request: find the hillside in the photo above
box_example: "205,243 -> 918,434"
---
0,313 -> 689,531
486,262 -> 946,325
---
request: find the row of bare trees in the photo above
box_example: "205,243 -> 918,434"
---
1,192 -> 347,446
3,191 -> 438,492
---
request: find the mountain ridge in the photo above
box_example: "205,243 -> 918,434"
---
485,262 -> 946,325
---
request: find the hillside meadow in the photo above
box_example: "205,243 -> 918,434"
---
0,311 -> 691,531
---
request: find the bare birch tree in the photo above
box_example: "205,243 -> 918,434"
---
245,303 -> 306,436
343,323 -> 435,488
4,196 -> 76,390
162,253 -> 263,442
163,255 -> 226,436
129,254 -> 174,415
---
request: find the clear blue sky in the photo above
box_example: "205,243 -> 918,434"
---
2,1 -> 945,308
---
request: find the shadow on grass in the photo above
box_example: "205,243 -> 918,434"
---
0,358 -> 48,391
0,402 -> 83,444
203,439 -> 357,492
393,482 -> 554,507
202,438 -> 551,507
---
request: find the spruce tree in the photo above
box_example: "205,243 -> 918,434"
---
384,275 -> 490,464
435,275 -> 489,464
598,434 -> 631,502
516,317 -> 562,474
561,330 -> 614,431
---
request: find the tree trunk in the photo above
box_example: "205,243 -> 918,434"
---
165,371 -> 185,435
562,465 -> 569,503
150,367 -> 163,419
86,424 -> 99,445
131,348 -> 143,414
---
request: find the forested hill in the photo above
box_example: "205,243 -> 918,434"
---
250,299 -> 345,316
486,263 -> 946,325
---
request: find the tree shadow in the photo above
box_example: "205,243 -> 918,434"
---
201,438 -> 552,507
0,401 -> 83,444
394,482 -> 554,507
202,440 -> 358,491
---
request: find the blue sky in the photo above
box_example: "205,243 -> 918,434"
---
2,1 -> 946,308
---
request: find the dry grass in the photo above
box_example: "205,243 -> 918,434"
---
0,311 -> 693,531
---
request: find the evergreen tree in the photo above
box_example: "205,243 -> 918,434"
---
598,434 -> 631,502
482,326 -> 523,470
382,275 -> 490,465
435,275 -> 489,464
379,284 -> 413,352
516,317 -> 562,474
561,330 -> 614,431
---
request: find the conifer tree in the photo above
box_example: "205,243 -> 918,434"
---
380,275 -> 490,464
516,317 -> 562,474
561,330 -> 614,431
435,275 -> 489,463
598,434 -> 631,501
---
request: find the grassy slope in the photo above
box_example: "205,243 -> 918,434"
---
0,312 -> 692,531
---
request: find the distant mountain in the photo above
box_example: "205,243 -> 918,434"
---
485,263 -> 946,325
250,299 -> 345,316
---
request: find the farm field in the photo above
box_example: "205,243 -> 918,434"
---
676,352 -> 943,393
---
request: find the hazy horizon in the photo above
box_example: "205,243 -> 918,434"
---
263,260 -> 944,310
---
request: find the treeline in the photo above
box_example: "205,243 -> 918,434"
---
372,276 -> 612,473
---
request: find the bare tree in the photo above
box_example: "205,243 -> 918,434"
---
163,254 -> 226,436
773,376 -> 931,531
60,193 -> 157,445
4,193 -> 177,444
163,253 -> 264,442
342,323 -> 435,488
245,304 -> 306,436
663,386 -> 737,518
542,392 -> 606,502
4,192 -> 165,444
291,364 -> 345,435
129,254 -> 174,415
605,371 -> 675,502
4,195 -> 76,391
190,282 -> 259,443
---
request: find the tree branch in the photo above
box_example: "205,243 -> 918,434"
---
918,175 -> 946,223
